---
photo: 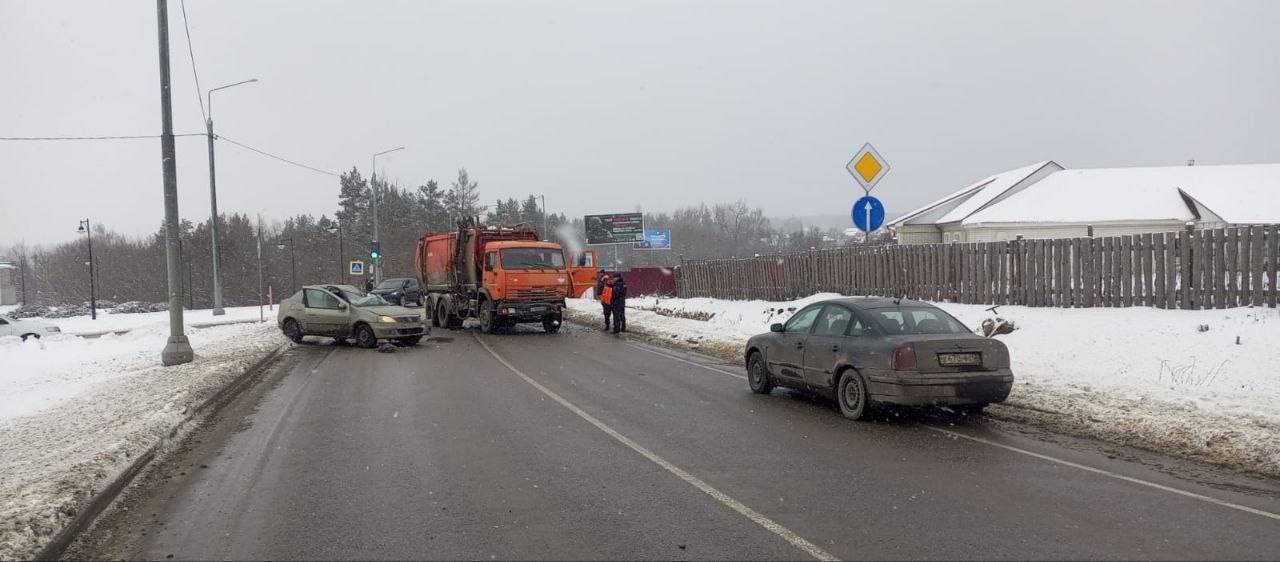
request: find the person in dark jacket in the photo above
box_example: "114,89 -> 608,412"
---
364,277 -> 374,293
598,273 -> 614,330
610,273 -> 628,334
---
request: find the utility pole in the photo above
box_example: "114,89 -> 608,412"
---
257,215 -> 265,322
156,0 -> 193,366
370,146 -> 404,284
205,78 -> 257,316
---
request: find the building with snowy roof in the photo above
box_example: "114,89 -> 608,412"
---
891,162 -> 1280,245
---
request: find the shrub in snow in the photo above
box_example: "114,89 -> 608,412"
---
113,301 -> 170,314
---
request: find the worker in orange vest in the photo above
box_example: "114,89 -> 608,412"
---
599,273 -> 614,331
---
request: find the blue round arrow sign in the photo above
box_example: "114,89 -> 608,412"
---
852,195 -> 885,232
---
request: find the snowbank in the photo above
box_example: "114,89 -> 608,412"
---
0,316 -> 285,560
36,304 -> 266,336
566,295 -> 1280,477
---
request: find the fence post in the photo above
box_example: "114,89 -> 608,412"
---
1251,225 -> 1265,306
1270,225 -> 1279,308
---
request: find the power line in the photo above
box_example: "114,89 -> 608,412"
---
215,134 -> 340,177
178,0 -> 207,123
0,133 -> 206,141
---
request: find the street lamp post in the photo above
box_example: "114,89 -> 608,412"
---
370,146 -> 405,284
76,219 -> 97,320
537,194 -> 548,240
205,78 -> 258,316
277,237 -> 296,295
328,224 -> 345,285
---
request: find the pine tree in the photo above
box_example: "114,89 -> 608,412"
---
445,168 -> 482,221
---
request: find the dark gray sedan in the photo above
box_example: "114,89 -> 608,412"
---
744,297 -> 1013,420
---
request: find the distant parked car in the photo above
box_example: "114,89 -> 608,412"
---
370,277 -> 424,306
277,284 -> 426,348
0,315 -> 61,341
744,297 -> 1013,419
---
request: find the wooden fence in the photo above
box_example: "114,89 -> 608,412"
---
676,225 -> 1280,309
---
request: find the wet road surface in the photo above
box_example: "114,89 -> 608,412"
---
71,323 -> 1280,560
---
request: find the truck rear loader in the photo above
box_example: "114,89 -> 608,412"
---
416,218 -> 579,334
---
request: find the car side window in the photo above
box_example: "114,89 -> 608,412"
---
304,288 -> 341,310
784,306 -> 822,334
812,305 -> 851,337
847,316 -> 871,336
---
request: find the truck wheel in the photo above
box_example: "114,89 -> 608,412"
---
430,301 -> 442,327
479,300 -> 497,334
542,314 -> 562,333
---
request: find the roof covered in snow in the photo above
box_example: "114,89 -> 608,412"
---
891,161 -> 1058,227
965,163 -> 1280,225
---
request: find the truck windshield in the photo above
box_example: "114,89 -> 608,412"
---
500,248 -> 565,270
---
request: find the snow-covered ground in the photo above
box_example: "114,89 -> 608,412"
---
34,304 -> 267,336
566,294 -> 1280,477
0,309 -> 285,560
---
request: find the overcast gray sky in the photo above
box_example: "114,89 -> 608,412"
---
3,0 -> 1278,246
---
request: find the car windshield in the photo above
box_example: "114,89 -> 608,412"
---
868,307 -> 971,335
500,248 -> 565,270
375,279 -> 406,289
339,289 -> 390,307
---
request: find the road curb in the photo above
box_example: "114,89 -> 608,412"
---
34,343 -> 288,561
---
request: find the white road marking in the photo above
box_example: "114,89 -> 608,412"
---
474,335 -> 837,562
924,426 -> 1280,522
625,342 -> 747,380
635,340 -> 1280,523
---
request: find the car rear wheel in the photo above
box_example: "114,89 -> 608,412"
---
837,369 -> 872,421
354,323 -> 378,348
282,319 -> 304,343
747,352 -> 773,395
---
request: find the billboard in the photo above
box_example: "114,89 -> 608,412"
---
633,228 -> 671,250
584,213 -> 645,245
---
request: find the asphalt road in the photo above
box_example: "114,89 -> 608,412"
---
71,322 -> 1280,561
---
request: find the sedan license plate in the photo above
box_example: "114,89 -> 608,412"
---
938,352 -> 981,367
531,306 -> 547,312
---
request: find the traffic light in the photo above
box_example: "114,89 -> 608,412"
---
370,240 -> 381,261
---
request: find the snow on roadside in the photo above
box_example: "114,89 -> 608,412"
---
33,305 -> 267,336
0,320 -> 285,560
566,295 -> 1280,477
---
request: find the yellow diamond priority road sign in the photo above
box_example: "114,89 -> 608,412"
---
847,143 -> 889,191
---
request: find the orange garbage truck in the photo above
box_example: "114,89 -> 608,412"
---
416,218 -> 581,334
